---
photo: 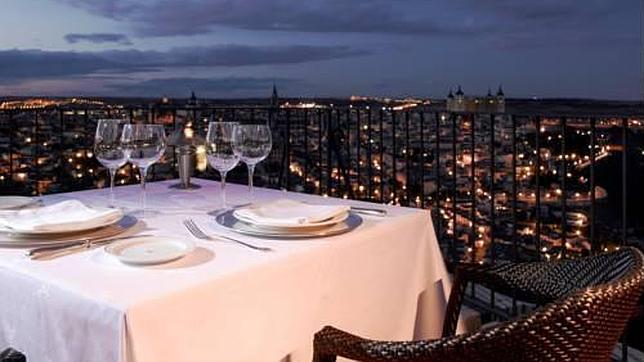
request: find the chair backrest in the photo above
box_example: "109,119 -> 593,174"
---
493,247 -> 642,303
432,247 -> 644,362
313,248 -> 644,362
0,348 -> 26,362
443,247 -> 643,338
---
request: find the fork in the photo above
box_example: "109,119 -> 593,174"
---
182,219 -> 273,252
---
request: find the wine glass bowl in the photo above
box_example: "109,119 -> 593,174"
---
205,122 -> 239,208
231,125 -> 272,165
94,119 -> 128,207
121,124 -> 167,171
120,124 -> 167,216
231,124 -> 272,197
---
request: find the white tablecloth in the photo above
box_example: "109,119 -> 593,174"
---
0,179 -> 452,362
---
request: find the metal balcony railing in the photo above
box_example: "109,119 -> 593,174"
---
1,104 -> 643,358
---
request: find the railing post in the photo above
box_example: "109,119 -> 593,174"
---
470,115 -> 476,261
511,115 -> 518,315
451,114 -> 458,262
620,117 -> 629,362
150,106 -> 157,181
420,110 -> 425,209
58,108 -> 65,191
622,117 -> 628,246
326,108 -> 333,195
285,108 -> 291,191
391,110 -> 397,204
172,108 -> 178,178
405,111 -> 411,206
379,108 -> 385,203
590,117 -> 597,252
317,109 -> 323,195
276,108 -> 286,189
367,107 -> 373,199
356,108 -> 361,196
303,109 -> 309,190
535,116 -> 542,261
434,112 -> 442,256
345,107 -> 351,181
560,117 -> 567,259
511,115 -> 518,262
8,110 -> 14,188
34,111 -> 40,195
489,113 -> 496,262
84,107 -> 91,188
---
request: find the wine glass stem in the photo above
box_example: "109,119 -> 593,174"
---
140,167 -> 148,217
108,168 -> 116,208
247,164 -> 255,196
220,171 -> 228,209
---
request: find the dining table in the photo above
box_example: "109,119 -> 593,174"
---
0,178 -> 453,362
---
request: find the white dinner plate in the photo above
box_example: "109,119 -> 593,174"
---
0,215 -> 138,248
233,209 -> 349,230
232,200 -> 350,229
215,209 -> 363,239
0,196 -> 36,210
105,237 -> 195,265
0,206 -> 124,236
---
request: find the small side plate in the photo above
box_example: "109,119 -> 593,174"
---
105,236 -> 195,266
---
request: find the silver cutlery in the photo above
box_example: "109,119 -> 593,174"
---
27,234 -> 152,260
350,206 -> 387,217
183,219 -> 272,252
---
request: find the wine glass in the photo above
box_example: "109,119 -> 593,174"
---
94,119 -> 128,207
231,123 -> 272,198
205,122 -> 239,209
121,124 -> 167,215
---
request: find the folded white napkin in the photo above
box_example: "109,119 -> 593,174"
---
234,199 -> 349,227
0,200 -> 123,233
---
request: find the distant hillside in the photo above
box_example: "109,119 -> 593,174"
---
506,98 -> 643,116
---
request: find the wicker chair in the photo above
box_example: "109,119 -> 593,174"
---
0,348 -> 25,362
313,247 -> 644,362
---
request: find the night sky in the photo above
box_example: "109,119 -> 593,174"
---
0,0 -> 639,99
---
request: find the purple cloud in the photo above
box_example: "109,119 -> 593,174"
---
0,45 -> 368,83
56,0 -> 630,40
58,0 -> 487,36
64,33 -> 133,45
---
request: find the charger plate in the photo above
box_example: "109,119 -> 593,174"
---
0,215 -> 137,248
214,209 -> 362,239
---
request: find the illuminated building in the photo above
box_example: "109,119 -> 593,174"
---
446,86 -> 505,113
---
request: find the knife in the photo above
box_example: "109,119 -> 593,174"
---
350,206 -> 387,217
27,234 -> 152,260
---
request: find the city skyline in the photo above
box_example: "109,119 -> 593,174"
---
2,100 -> 641,261
0,0 -> 640,100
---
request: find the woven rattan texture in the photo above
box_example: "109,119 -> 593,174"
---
313,248 -> 644,362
